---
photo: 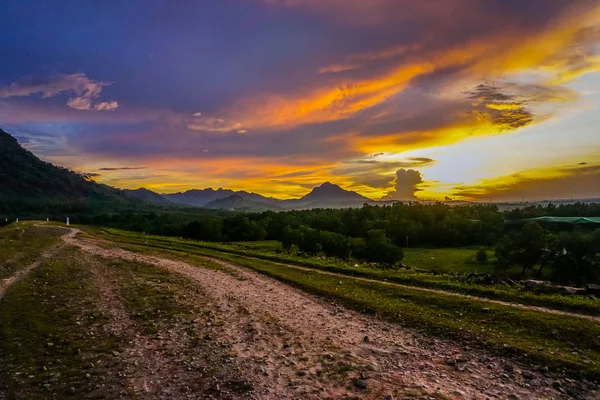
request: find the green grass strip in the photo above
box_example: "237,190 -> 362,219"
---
90,227 -> 600,316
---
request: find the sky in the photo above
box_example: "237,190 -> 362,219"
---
1,0 -> 600,201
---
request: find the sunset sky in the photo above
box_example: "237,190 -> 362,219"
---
1,0 -> 600,201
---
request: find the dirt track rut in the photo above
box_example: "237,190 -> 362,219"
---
0,229 -> 77,300
240,257 -> 600,322
65,231 -> 590,399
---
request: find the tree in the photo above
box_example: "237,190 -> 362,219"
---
297,226 -> 321,255
513,222 -> 547,275
183,217 -> 223,241
495,222 -> 547,275
350,237 -> 368,260
280,226 -> 295,252
549,231 -> 600,285
363,230 -> 404,266
318,231 -> 351,260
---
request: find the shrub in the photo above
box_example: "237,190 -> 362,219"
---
476,247 -> 488,263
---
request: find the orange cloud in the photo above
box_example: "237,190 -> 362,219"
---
450,163 -> 600,201
222,63 -> 435,130
210,6 -> 598,145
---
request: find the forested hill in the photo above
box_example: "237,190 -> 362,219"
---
0,129 -> 141,216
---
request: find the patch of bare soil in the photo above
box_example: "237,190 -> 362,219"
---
85,253 -> 253,399
68,233 -> 597,399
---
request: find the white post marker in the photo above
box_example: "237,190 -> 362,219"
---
16,218 -> 18,223
47,218 -> 49,222
66,217 -> 70,226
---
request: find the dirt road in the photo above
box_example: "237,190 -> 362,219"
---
63,230 -> 594,400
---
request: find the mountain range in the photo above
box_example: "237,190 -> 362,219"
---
126,181 -> 375,211
1,128 -> 376,214
161,188 -> 281,208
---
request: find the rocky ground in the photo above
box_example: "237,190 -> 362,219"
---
62,229 -> 599,400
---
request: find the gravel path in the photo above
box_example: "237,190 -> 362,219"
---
65,231 -> 595,399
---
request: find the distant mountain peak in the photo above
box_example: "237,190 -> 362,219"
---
313,182 -> 343,191
301,182 -> 372,203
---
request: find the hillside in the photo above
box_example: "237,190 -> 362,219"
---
203,195 -> 280,212
123,188 -> 175,207
0,129 -> 140,216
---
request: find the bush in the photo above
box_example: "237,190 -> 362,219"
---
363,230 -> 404,266
476,248 -> 488,263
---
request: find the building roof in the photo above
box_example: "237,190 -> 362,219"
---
505,216 -> 600,225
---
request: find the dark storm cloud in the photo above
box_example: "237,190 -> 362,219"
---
98,167 -> 147,171
331,155 -> 435,191
465,83 -> 533,130
386,169 -> 424,201
80,172 -> 100,178
352,157 -> 435,168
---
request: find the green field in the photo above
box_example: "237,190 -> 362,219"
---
234,241 -> 514,276
231,241 -> 494,274
403,247 -> 496,273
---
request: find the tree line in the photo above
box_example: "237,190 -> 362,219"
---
181,203 -> 504,246
496,222 -> 600,285
505,202 -> 600,220
177,203 -> 505,266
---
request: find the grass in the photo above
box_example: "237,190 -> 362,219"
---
0,222 -> 65,280
0,225 -> 251,398
84,227 -> 600,316
403,247 -> 550,279
4,222 -> 599,386
403,247 -> 496,273
79,226 -> 600,379
114,257 -> 210,333
0,247 -> 126,398
100,257 -> 253,397
231,240 -> 282,251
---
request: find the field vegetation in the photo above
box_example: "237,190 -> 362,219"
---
80,225 -> 600,381
85,227 -> 600,315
